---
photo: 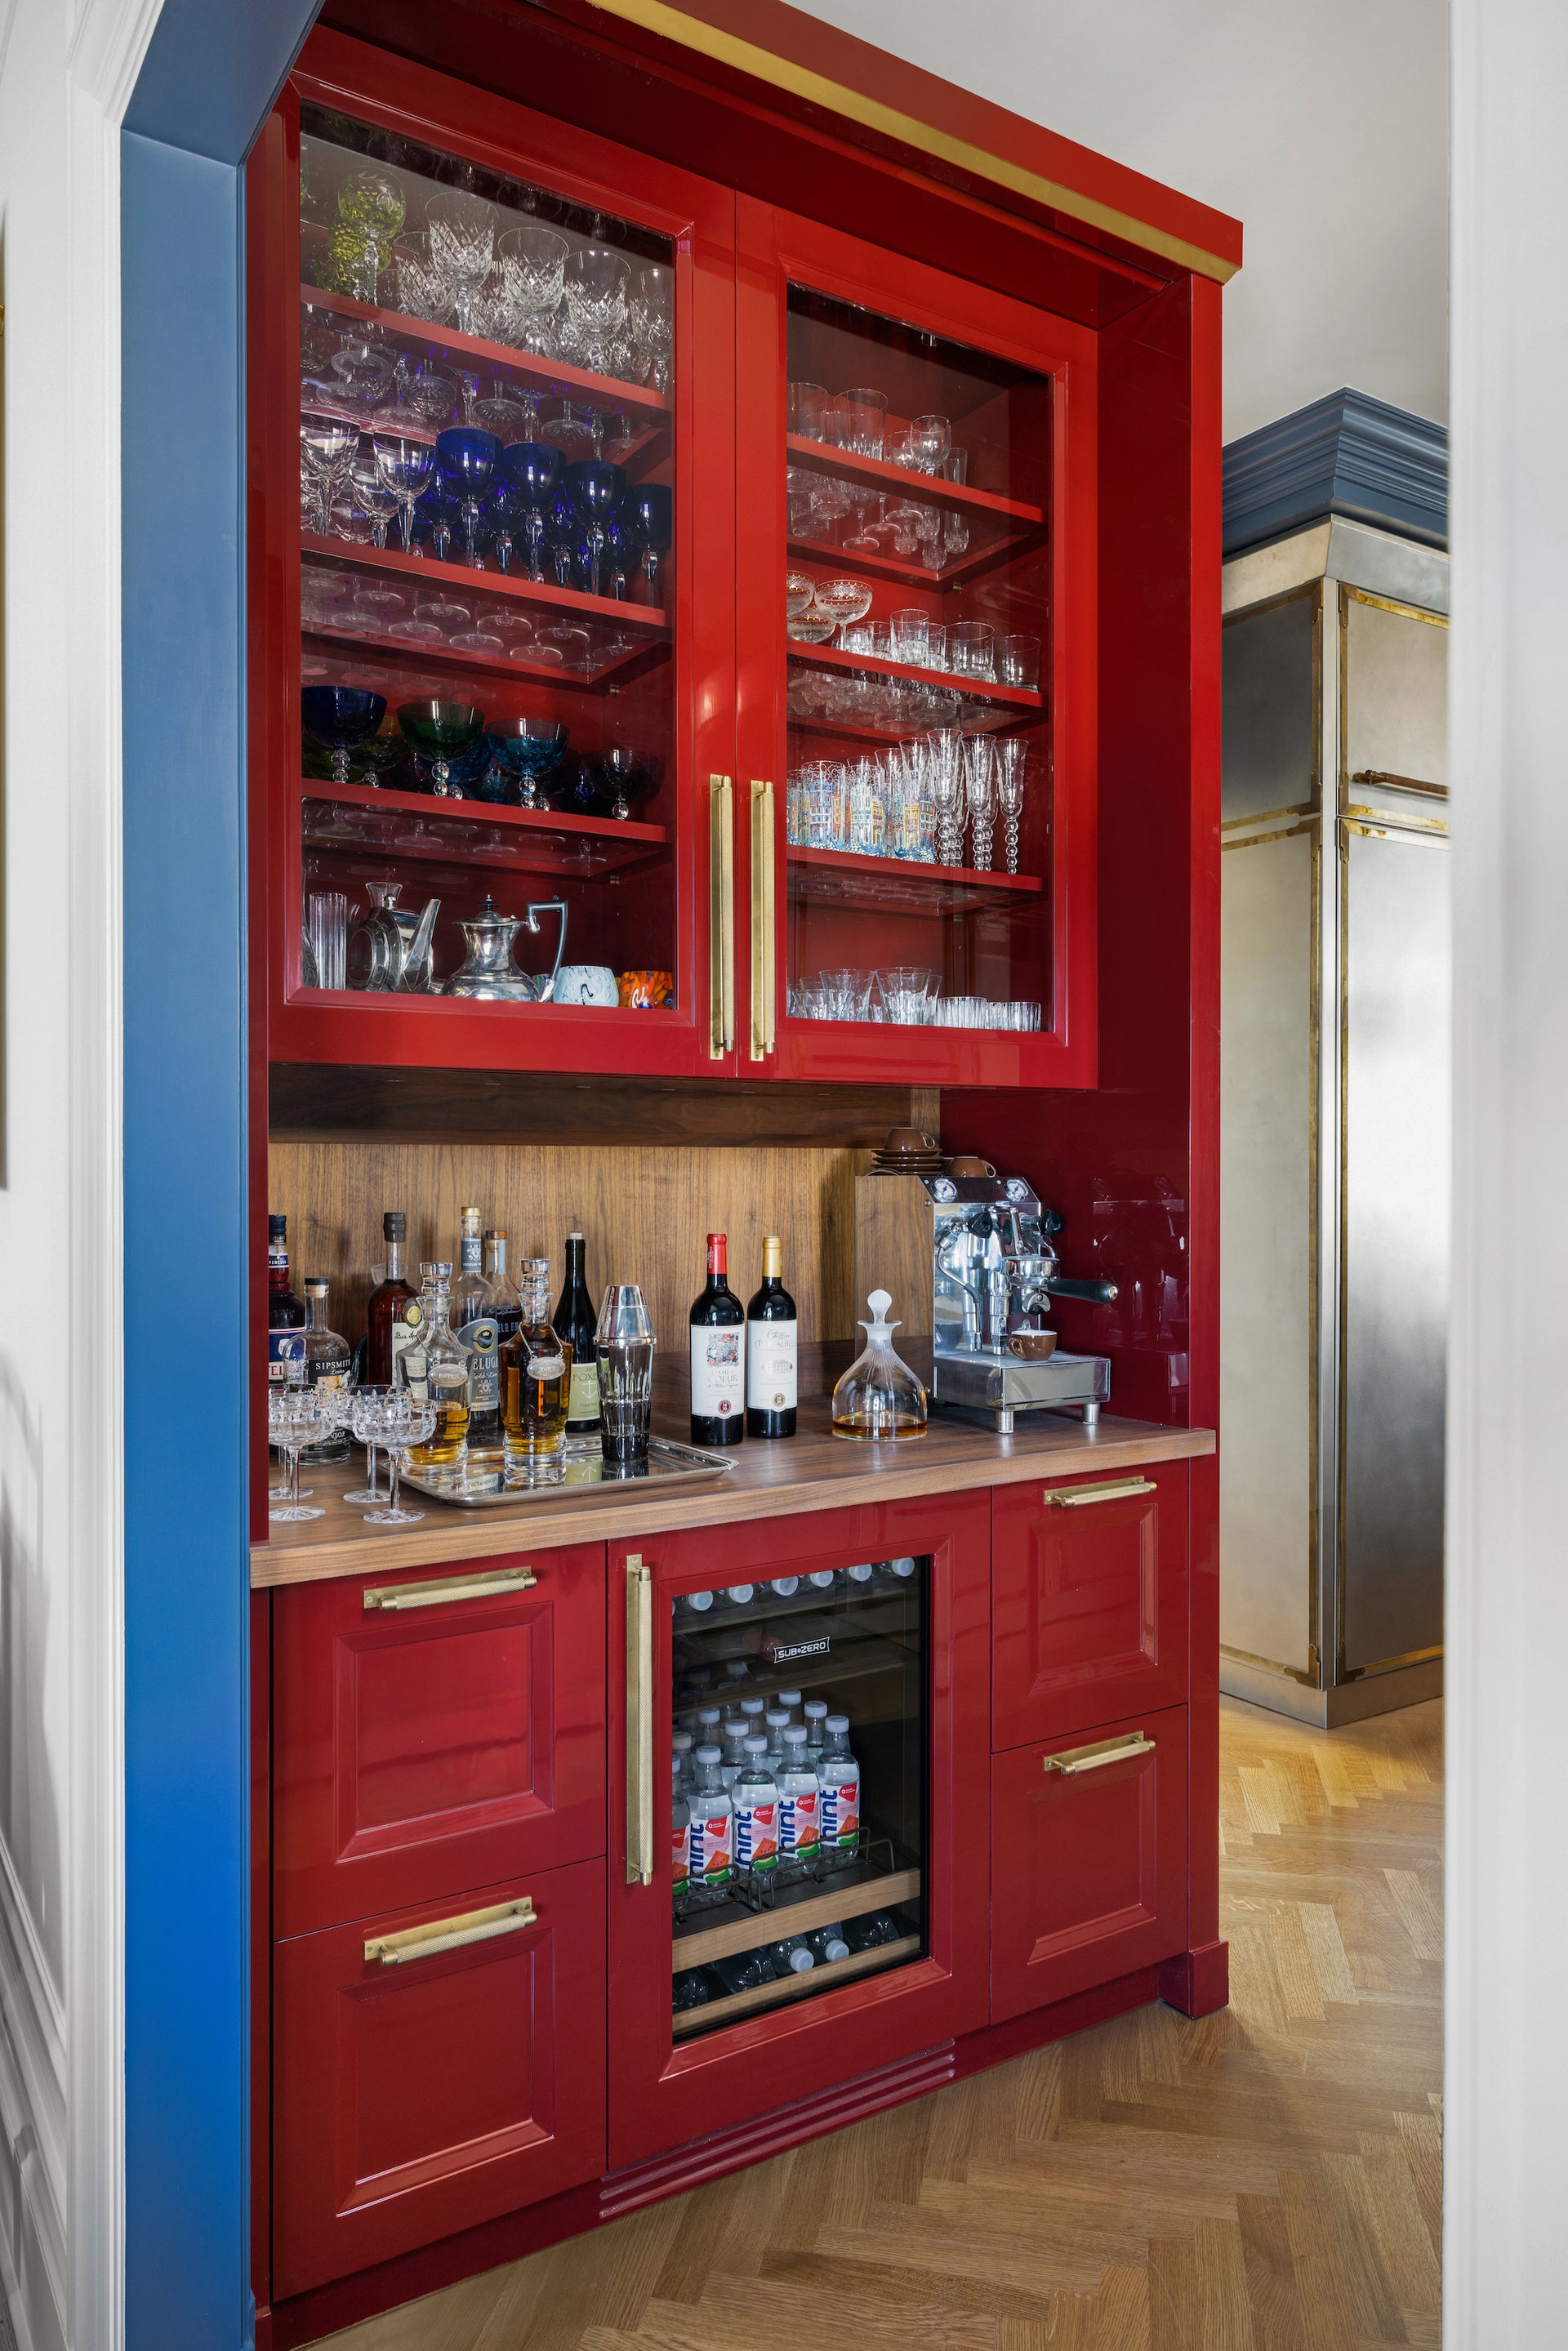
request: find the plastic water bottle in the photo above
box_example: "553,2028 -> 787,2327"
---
843,1561 -> 876,1595
709,1948 -> 775,1995
819,1713 -> 861,1860
719,1717 -> 750,1789
803,1698 -> 829,1757
695,1706 -> 723,1746
671,1730 -> 693,1797
733,1735 -> 779,1877
805,1570 -> 836,1593
688,1743 -> 734,1895
776,1687 -> 804,1725
762,1708 -> 791,1775
765,1935 -> 815,1975
769,1575 -> 800,1597
672,1967 -> 709,2011
724,1583 -> 755,1605
805,1922 -> 851,1964
842,1911 -> 900,1951
777,1723 -> 821,1874
676,1589 -> 715,1617
739,1695 -> 767,1732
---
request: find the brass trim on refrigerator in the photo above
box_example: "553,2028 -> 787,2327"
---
625,1554 -> 655,1886
1043,1477 -> 1156,1508
363,1564 -> 537,1612
364,1895 -> 535,1966
750,777 -> 776,1059
1044,1731 -> 1155,1775
709,774 -> 735,1057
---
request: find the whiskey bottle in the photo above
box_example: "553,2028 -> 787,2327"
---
402,1263 -> 471,1478
484,1228 -> 523,1346
299,1276 -> 352,1463
555,1231 -> 600,1433
452,1205 -> 500,1447
267,1213 -> 307,1388
366,1211 -> 419,1387
501,1256 -> 569,1473
746,1235 -> 798,1439
689,1231 -> 745,1446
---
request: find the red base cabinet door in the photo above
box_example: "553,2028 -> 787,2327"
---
272,1547 -> 606,1938
991,1467 -> 1188,1748
273,1857 -> 606,2296
606,1492 -> 991,2171
991,1705 -> 1188,2022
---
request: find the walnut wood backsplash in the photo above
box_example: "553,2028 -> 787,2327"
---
269,1138 -> 878,1349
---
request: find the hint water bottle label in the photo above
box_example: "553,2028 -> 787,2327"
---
735,1797 -> 778,1872
670,1821 -> 688,1890
690,1810 -> 734,1887
821,1783 -> 860,1850
778,1788 -> 819,1860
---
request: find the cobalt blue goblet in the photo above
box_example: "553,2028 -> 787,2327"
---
434,425 -> 501,569
565,459 -> 626,599
497,442 -> 563,582
301,686 -> 387,786
626,482 -> 673,601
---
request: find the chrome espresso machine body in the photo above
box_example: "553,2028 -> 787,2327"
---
854,1169 -> 1117,1432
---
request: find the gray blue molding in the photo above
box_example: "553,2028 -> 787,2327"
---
1223,387 -> 1447,555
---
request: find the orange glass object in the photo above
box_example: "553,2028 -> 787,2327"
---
618,968 -> 675,1009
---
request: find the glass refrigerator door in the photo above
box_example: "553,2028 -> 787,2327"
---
670,1557 -> 929,2035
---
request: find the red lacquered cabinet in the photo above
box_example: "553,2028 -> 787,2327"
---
990,1704 -> 1189,2022
991,1466 -> 1189,1748
273,1547 -> 605,1937
273,1855 -> 607,2296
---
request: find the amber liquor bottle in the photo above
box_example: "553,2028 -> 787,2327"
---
365,1209 -> 419,1387
501,1257 -> 570,1472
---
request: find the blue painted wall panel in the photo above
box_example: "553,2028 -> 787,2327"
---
122,129 -> 250,2351
125,0 -> 320,163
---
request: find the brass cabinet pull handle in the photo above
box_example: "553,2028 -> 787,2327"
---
363,1564 -> 538,1612
1044,1732 -> 1156,1776
710,774 -> 735,1057
626,1553 -> 654,1886
1043,1478 -> 1156,1509
364,1895 -> 535,1966
1045,1732 -> 1156,1777
1351,768 -> 1448,802
750,778 -> 776,1059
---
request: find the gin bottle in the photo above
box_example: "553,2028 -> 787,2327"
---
299,1276 -> 351,1463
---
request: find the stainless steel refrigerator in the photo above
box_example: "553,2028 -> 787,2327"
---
1221,518 -> 1447,1723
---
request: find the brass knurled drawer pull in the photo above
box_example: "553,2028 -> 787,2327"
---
1044,1477 -> 1156,1509
364,1895 -> 536,1966
363,1563 -> 538,1612
1044,1731 -> 1156,1776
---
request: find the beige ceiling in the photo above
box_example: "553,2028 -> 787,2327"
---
787,0 -> 1449,443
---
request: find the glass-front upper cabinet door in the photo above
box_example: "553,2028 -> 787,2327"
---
735,198 -> 1098,1089
252,42 -> 737,1075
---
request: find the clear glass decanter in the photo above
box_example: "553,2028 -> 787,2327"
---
831,1289 -> 928,1440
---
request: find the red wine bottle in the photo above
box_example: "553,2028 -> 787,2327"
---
746,1235 -> 798,1438
689,1231 -> 745,1446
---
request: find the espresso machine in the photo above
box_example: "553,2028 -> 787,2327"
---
854,1168 -> 1116,1432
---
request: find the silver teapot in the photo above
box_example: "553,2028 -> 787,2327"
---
441,897 -> 568,1001
345,881 -> 440,993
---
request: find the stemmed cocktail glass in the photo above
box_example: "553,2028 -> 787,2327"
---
397,699 -> 486,797
497,443 -> 563,582
566,459 -> 626,600
626,483 -> 672,602
301,408 -> 359,535
434,426 -> 501,569
352,1390 -> 436,1526
372,431 -> 434,554
995,739 -> 1028,874
269,1387 -> 332,1523
343,1385 -> 390,1505
301,687 -> 387,786
425,191 -> 497,335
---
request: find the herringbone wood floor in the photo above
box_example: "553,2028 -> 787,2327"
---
316,1694 -> 1444,2350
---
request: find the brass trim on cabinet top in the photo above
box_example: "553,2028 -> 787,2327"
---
363,1563 -> 537,1611
364,1896 -> 536,1966
1220,1641 -> 1321,1690
709,774 -> 735,1058
1044,1730 -> 1155,1774
1344,587 -> 1449,630
1339,1641 -> 1445,1684
1043,1476 -> 1155,1508
575,0 -> 1241,283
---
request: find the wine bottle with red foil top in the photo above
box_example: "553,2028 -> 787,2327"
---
689,1231 -> 746,1446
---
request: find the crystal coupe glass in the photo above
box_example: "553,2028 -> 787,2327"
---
354,1390 -> 437,1526
269,1386 -> 333,1521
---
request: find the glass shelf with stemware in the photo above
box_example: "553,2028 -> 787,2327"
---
786,438 -> 1045,590
301,288 -> 670,479
300,780 -> 669,883
301,540 -> 670,692
786,845 -> 1044,919
787,643 -> 1043,719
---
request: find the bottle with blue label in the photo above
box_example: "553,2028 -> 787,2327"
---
266,1213 -> 307,1388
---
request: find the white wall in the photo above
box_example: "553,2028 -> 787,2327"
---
0,4 -> 156,2344
788,0 -> 1449,441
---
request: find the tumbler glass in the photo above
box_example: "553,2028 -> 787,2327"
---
947,622 -> 996,681
998,634 -> 1040,690
597,1284 -> 656,1463
787,381 -> 830,440
828,387 -> 887,458
890,608 -> 930,666
305,891 -> 349,990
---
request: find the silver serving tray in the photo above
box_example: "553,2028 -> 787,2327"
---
399,1434 -> 737,1507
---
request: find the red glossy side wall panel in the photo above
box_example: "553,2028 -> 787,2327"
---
272,1547 -> 607,1939
991,1464 -> 1188,1747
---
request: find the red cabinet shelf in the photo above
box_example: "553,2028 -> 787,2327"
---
786,844 -> 1044,916
301,781 -> 669,880
301,535 -> 670,640
788,640 -> 1044,715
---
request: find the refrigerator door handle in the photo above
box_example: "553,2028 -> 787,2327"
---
626,1554 -> 655,1886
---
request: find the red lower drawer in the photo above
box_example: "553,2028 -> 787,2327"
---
991,1704 -> 1188,2022
272,1855 -> 606,2297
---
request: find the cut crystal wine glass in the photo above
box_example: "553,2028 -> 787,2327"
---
300,407 -> 359,535
372,430 -> 435,554
561,245 -> 630,378
269,1387 -> 332,1522
497,224 -> 568,355
995,738 -> 1027,874
425,191 -> 498,335
354,1390 -> 436,1525
964,737 -> 997,870
342,1384 -> 388,1504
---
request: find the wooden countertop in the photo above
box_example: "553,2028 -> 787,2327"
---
251,1395 -> 1214,1589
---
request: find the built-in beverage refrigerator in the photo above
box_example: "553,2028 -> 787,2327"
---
608,1493 -> 990,2167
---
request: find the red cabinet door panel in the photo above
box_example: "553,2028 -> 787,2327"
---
274,1547 -> 605,1938
273,1855 -> 606,2297
991,1704 -> 1187,2022
991,1465 -> 1188,1747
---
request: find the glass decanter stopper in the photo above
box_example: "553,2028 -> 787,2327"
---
831,1289 -> 928,1441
